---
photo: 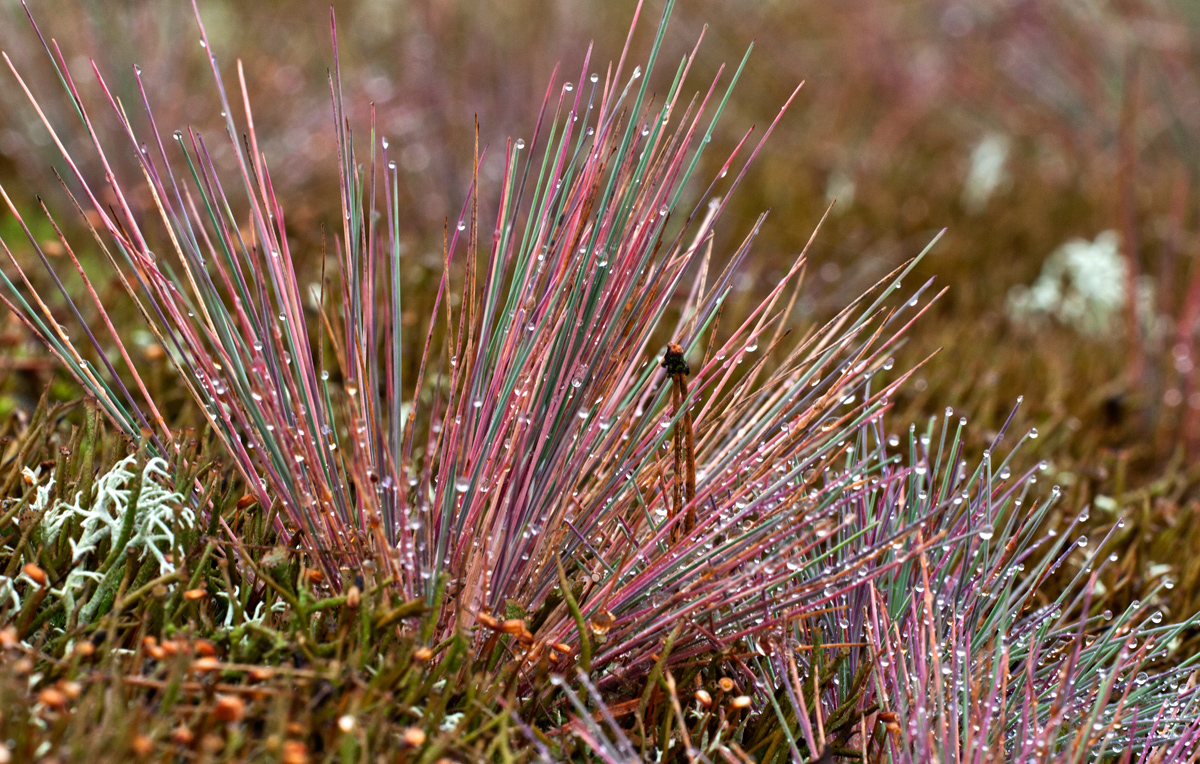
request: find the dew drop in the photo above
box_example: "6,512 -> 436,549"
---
589,609 -> 615,635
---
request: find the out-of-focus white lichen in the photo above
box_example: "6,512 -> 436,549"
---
963,133 -> 1010,212
1007,230 -> 1152,336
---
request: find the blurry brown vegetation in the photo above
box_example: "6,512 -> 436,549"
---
3,0 -> 1198,441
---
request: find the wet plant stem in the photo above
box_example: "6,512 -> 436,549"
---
663,344 -> 696,540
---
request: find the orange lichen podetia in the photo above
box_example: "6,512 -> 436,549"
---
662,343 -> 696,540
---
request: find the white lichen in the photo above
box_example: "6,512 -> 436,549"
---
214,585 -> 267,629
0,469 -> 59,615
39,456 -> 189,616
962,132 -> 1010,212
1007,230 -> 1152,336
43,455 -> 188,572
0,575 -> 19,612
24,466 -> 55,515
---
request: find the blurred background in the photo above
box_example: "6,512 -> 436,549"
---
4,0 -> 1200,612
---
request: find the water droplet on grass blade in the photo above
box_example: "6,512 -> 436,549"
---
515,138 -> 525,149
589,609 -> 614,635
